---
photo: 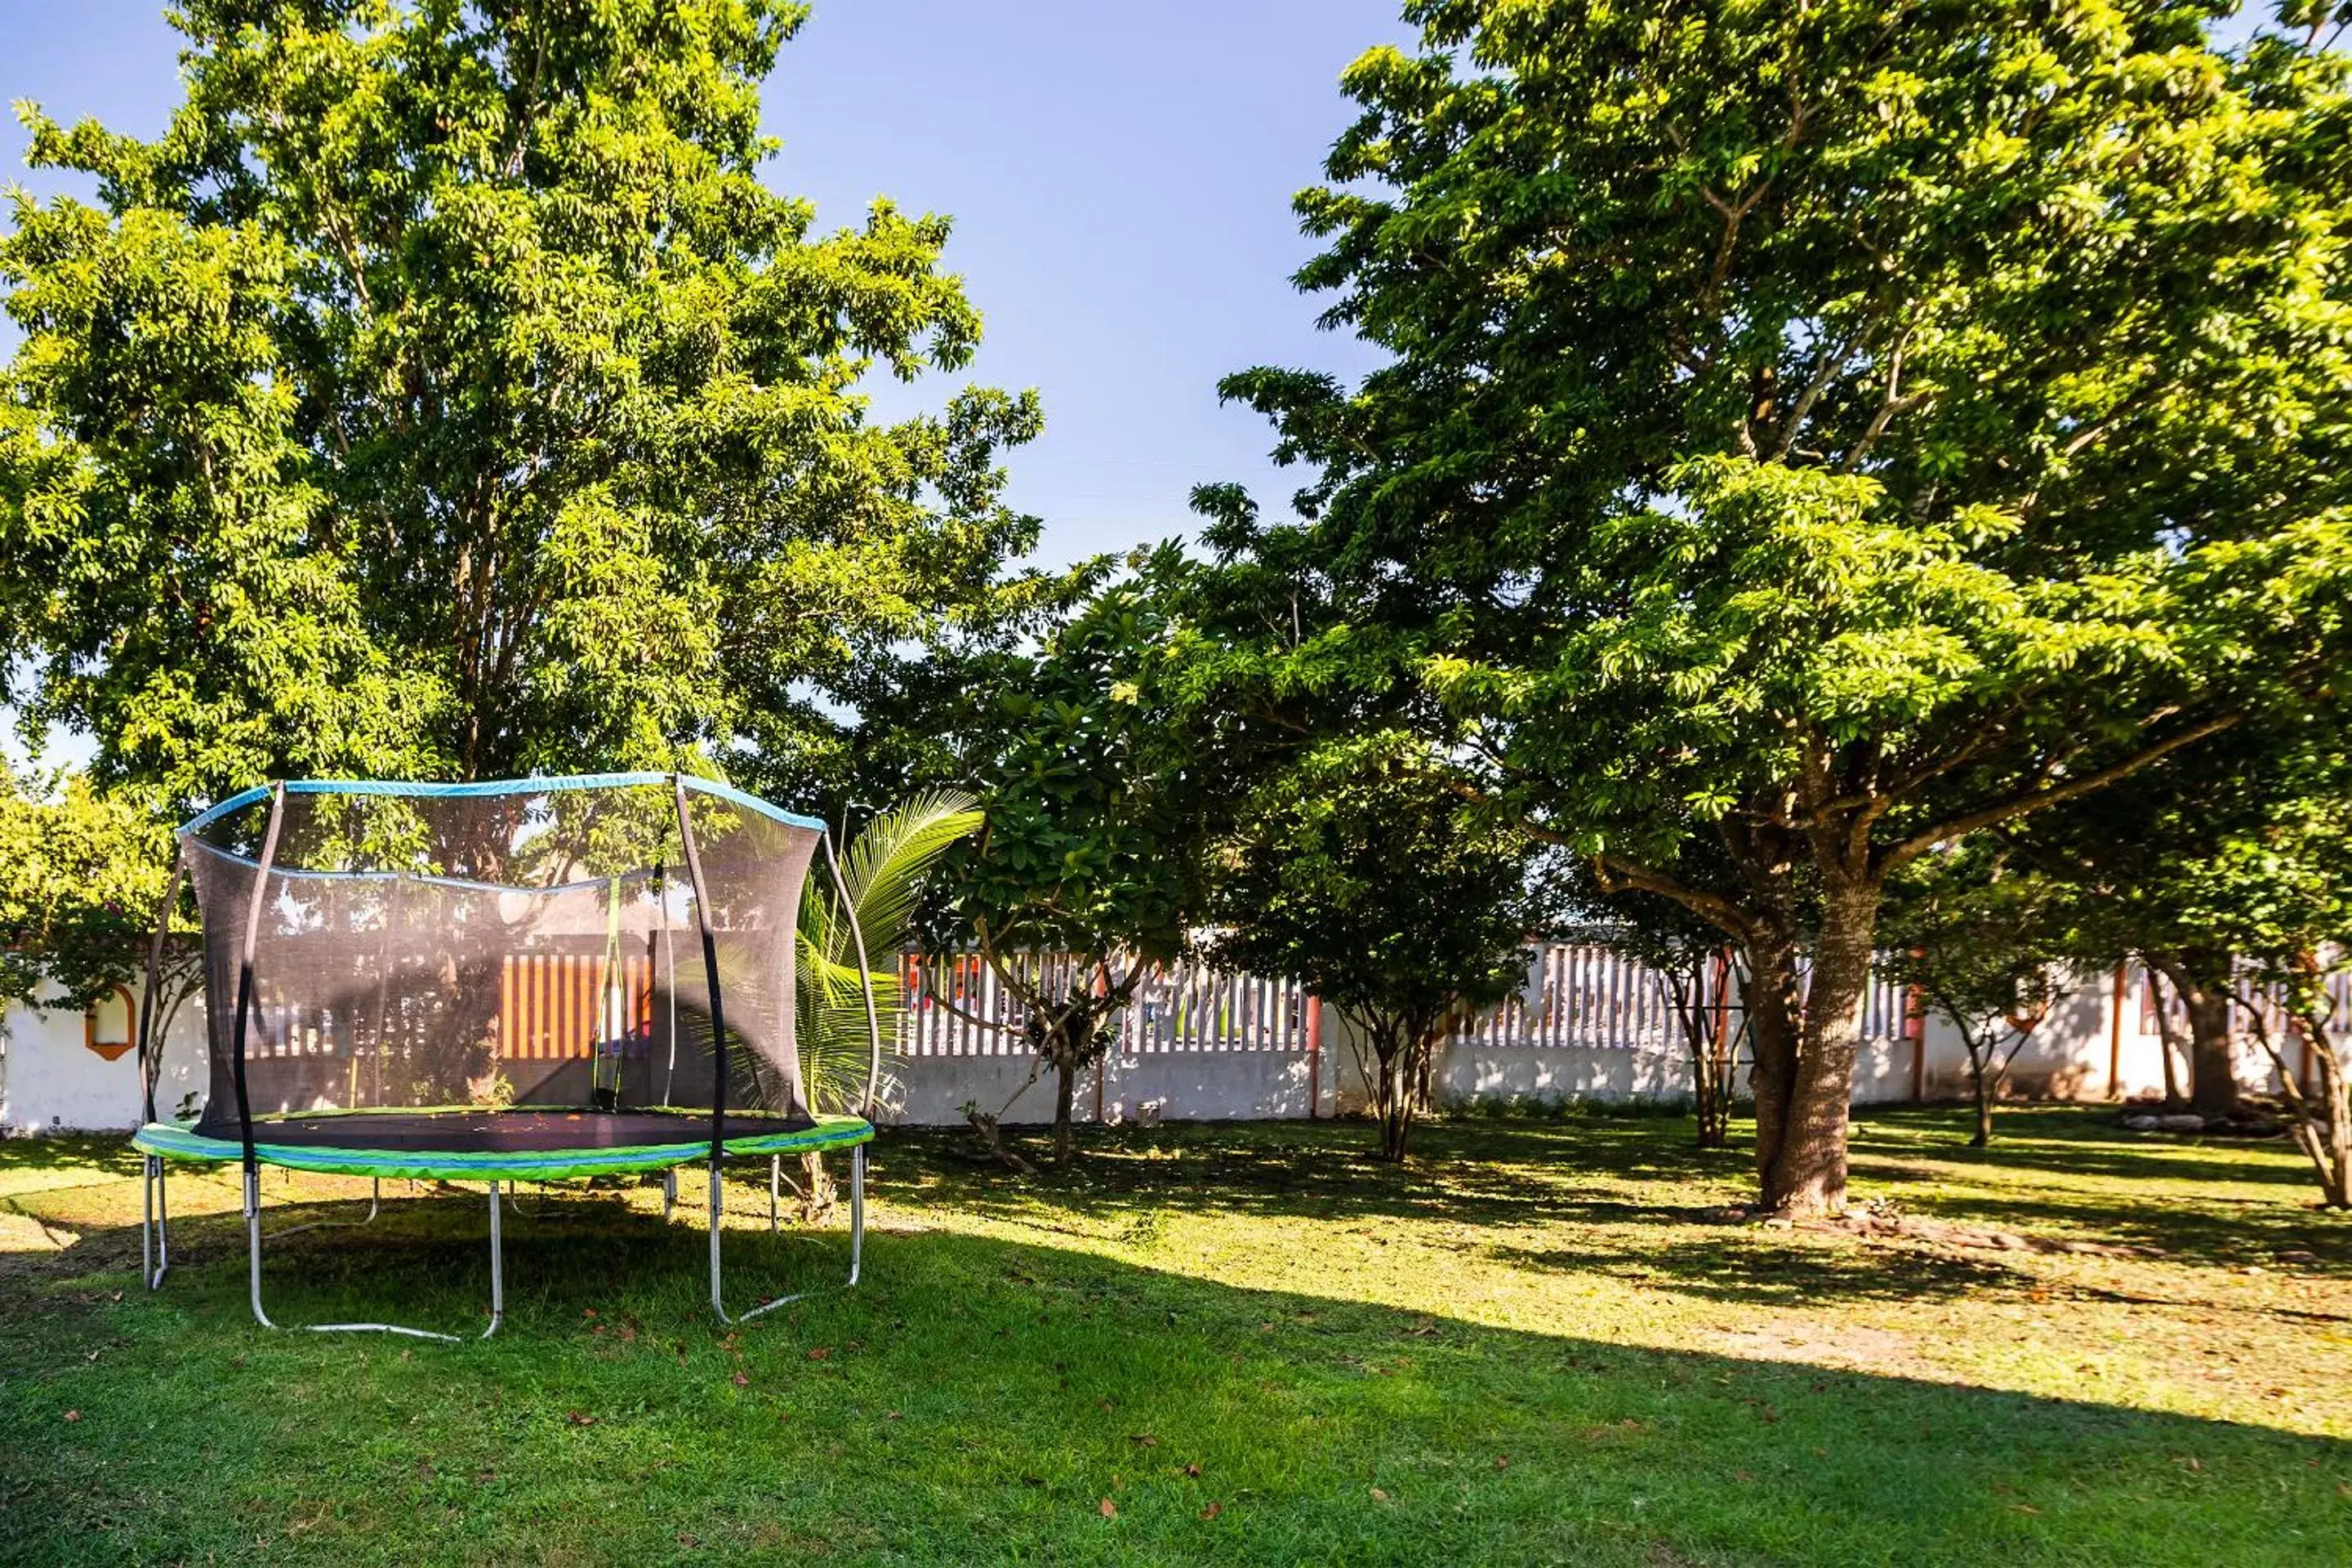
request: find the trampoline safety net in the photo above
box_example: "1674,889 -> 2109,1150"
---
165,776 -> 826,1151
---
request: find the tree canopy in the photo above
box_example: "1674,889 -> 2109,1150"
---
0,0 -> 1040,813
1206,0 -> 2352,1212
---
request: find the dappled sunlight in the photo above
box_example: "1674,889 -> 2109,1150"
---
3,1111 -> 2350,1565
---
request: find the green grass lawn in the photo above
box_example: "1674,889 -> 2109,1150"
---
2,1105 -> 2348,1566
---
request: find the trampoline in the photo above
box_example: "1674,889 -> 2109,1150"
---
132,772 -> 881,1339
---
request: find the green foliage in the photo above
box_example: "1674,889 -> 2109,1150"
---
795,789 -> 981,1115
1882,843 -> 2074,1143
940,551 -> 1207,974
1208,734 -> 1535,1160
0,0 -> 1040,809
919,550 -> 1218,1160
0,768 -> 176,1014
1208,0 -> 2352,1212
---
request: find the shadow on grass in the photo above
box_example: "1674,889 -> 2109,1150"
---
1493,1234 -> 2029,1306
0,1158 -> 2347,1567
0,1132 -> 145,1179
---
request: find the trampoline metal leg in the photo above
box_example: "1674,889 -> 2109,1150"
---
849,1141 -> 865,1288
243,1166 -> 478,1342
769,1154 -> 781,1232
483,1180 -> 504,1339
710,1143 -> 866,1327
244,1165 -> 277,1330
266,1176 -> 381,1240
663,1168 -> 677,1224
143,1156 -> 172,1291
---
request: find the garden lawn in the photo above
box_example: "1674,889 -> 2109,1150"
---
1,1106 -> 2348,1566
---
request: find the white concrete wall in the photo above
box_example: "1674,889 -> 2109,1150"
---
876,1045 -> 1335,1127
1,984 -> 208,1134
2,959 -> 2300,1134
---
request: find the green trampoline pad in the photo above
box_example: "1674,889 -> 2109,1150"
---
134,1111 -> 875,1183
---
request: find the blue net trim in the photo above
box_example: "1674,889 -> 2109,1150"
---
180,773 -> 826,835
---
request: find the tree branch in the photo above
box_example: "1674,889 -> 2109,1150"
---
1881,712 -> 2240,872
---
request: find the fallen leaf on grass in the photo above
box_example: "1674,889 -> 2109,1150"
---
1129,1433 -> 1157,1447
1097,1498 -> 1117,1519
1183,1463 -> 1201,1478
806,1347 -> 832,1361
2008,1503 -> 2042,1517
62,1410 -> 81,1423
676,1533 -> 697,1547
1494,1455 -> 1511,1472
731,1371 -> 749,1388
886,1410 -> 902,1421
565,1411 -> 597,1427
1198,1501 -> 1222,1521
1370,1486 -> 1391,1502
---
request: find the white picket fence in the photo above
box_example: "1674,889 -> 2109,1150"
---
899,942 -> 1915,1059
898,951 -> 1312,1057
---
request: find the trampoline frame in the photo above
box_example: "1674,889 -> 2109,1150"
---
136,771 -> 886,1338
136,1140 -> 865,1340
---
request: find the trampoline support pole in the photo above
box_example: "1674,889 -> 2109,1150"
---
709,1143 -> 866,1326
244,1165 -> 276,1330
485,1181 -> 504,1339
663,1168 -> 677,1223
769,1154 -> 781,1232
142,1155 -> 170,1290
265,1177 -> 381,1240
240,1167 -> 482,1343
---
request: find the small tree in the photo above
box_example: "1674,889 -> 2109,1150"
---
1599,883 -> 1748,1150
2186,787 -> 2352,1205
1883,849 -> 2070,1147
1207,737 -> 1537,1162
929,556 -> 1209,1166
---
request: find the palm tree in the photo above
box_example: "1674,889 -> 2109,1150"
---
789,789 -> 981,1215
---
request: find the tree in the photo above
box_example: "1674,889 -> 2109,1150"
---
2194,787 -> 2352,1205
1592,873 -> 1750,1151
1998,705 -> 2352,1121
1209,2 -> 2352,1214
2011,717 -> 2352,1200
0,767 -> 180,1016
1207,735 -> 1538,1161
1882,846 -> 2071,1147
926,553 -> 1212,1166
1,0 -> 1040,813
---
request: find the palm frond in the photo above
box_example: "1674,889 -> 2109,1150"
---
797,790 -> 982,1113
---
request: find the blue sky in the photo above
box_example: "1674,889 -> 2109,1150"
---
0,0 -> 1410,567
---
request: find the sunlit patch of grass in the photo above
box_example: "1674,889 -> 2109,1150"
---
0,1108 -> 2347,1566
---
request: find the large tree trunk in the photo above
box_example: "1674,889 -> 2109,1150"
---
1742,927 -> 1802,1193
2155,951 -> 2239,1120
1761,883 -> 1878,1216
